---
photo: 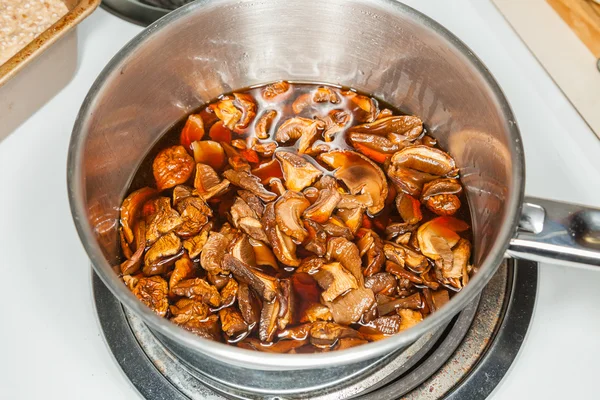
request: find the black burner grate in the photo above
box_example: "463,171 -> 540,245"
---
92,259 -> 537,399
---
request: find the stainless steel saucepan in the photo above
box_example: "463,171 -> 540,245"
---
67,0 -> 600,372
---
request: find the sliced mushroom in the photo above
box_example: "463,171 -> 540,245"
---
269,178 -> 286,196
396,193 -> 423,224
174,196 -> 212,238
300,303 -> 333,323
230,233 -> 257,267
263,203 -> 300,267
199,179 -> 231,201
275,151 -> 323,192
370,315 -> 402,335
262,81 -> 291,100
222,254 -> 279,302
376,293 -> 422,315
309,322 -> 360,349
431,289 -> 450,311
347,132 -> 399,163
173,313 -> 222,341
277,279 -> 294,330
219,308 -> 248,338
385,261 -> 424,286
233,92 -> 257,131
120,242 -> 144,275
425,194 -> 462,216
313,262 -> 359,302
275,191 -> 310,242
237,190 -> 265,218
384,222 -> 418,241
303,188 -> 341,223
343,91 -> 377,123
325,287 -> 375,325
255,109 -> 278,139
143,232 -> 183,275
275,117 -> 324,154
356,230 -> 385,276
391,145 -> 456,176
237,282 -> 262,328
421,178 -> 463,216
326,237 -> 363,284
238,217 -> 269,242
207,272 -> 230,291
417,217 -> 469,262
153,145 -> 196,191
230,197 -> 258,226
133,276 -> 169,317
313,86 -> 340,104
387,165 -> 438,197
446,238 -> 471,279
170,298 -> 209,322
320,109 -> 351,141
171,278 -> 221,307
335,207 -> 364,235
364,272 -> 398,296
384,242 -> 429,273
337,193 -> 374,210
200,232 -> 230,274
169,254 -> 195,296
322,217 -> 355,240
183,222 -> 212,259
303,219 -> 327,257
421,178 -> 463,200
120,187 -> 157,244
173,185 -> 194,206
211,96 -> 242,130
194,163 -> 221,194
319,150 -> 388,215
145,197 -> 183,245
398,309 -> 423,331
259,298 -> 280,342
223,169 -> 277,201
191,140 -> 226,170
349,115 -> 423,141
249,238 -> 279,270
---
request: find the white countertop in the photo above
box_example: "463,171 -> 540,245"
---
1,1 -> 600,399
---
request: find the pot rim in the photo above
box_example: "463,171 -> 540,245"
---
67,0 -> 525,369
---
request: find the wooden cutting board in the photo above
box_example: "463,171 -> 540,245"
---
547,0 -> 600,58
492,0 -> 600,140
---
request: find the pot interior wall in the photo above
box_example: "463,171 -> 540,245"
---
74,0 -> 518,364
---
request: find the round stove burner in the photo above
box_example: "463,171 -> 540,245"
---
101,0 -> 169,26
93,259 -> 537,399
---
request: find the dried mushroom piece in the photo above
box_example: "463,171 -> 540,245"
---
277,279 -> 294,330
174,314 -> 222,341
153,145 -> 196,191
313,262 -> 359,302
255,110 -> 278,139
143,232 -> 183,275
211,96 -> 242,130
303,220 -> 327,257
417,217 -> 468,264
319,150 -> 388,215
233,93 -> 257,131
120,187 -> 157,244
171,278 -> 221,307
303,188 -> 341,223
398,309 -> 423,331
263,203 -> 300,266
364,272 -> 398,296
120,242 -> 144,276
223,169 -> 277,202
132,276 -> 169,317
356,230 -> 385,276
300,303 -> 334,323
145,197 -> 183,245
200,232 -> 230,274
325,287 -> 375,325
230,233 -> 257,267
222,254 -> 279,302
275,117 -> 324,154
391,145 -> 456,176
219,308 -> 248,338
174,196 -> 212,238
237,282 -> 262,327
421,178 -> 463,216
376,293 -> 422,316
170,298 -> 209,322
326,237 -> 363,284
395,193 -> 423,224
183,222 -> 212,259
387,165 -> 438,197
173,185 -> 194,206
259,298 -> 280,342
262,81 -> 291,100
275,191 -> 310,242
343,91 -> 377,123
320,110 -> 351,142
194,163 -> 221,194
169,254 -> 195,296
349,115 -> 423,141
309,322 -> 360,349
275,151 -> 323,192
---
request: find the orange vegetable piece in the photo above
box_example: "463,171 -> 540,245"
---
209,121 -> 232,143
180,114 -> 205,151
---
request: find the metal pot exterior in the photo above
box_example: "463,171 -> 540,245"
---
68,0 -> 524,370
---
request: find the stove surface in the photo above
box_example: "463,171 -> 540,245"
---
1,1 -> 600,400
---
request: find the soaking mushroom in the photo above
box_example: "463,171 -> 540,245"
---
153,145 -> 196,191
275,151 -> 323,192
319,150 -> 388,215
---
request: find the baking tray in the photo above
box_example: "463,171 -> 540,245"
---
0,0 -> 101,88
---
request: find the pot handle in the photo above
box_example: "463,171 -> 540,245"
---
507,196 -> 600,268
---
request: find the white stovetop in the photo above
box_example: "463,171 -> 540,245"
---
1,1 -> 600,399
